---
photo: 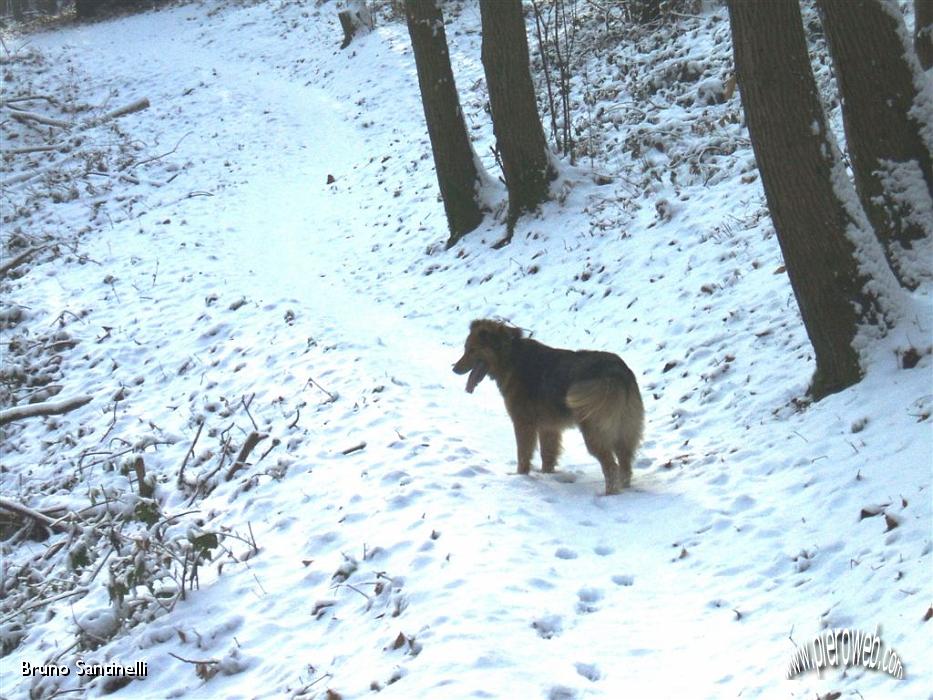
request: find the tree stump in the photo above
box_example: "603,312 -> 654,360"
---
338,1 -> 372,49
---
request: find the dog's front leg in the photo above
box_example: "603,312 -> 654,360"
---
511,418 -> 536,475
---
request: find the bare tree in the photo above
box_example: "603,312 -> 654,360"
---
479,0 -> 555,241
817,0 -> 933,289
404,0 -> 486,247
728,0 -> 899,399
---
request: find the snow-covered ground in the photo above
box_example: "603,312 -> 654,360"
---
0,2 -> 930,698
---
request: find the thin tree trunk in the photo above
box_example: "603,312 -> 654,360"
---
405,0 -> 486,247
916,0 -> 933,70
728,0 -> 894,399
479,0 -> 555,237
818,0 -> 933,289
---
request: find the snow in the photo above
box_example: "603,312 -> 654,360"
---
0,1 -> 930,699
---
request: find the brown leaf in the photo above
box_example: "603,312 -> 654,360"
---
922,606 -> 932,622
391,631 -> 407,650
884,514 -> 900,532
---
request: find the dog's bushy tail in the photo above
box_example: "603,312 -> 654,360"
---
566,374 -> 644,457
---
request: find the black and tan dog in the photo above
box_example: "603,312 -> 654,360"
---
453,319 -> 644,495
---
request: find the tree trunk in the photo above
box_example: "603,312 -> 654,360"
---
479,0 -> 555,237
404,0 -> 485,247
74,0 -> 99,18
728,0 -> 893,400
818,0 -> 933,289
916,0 -> 933,70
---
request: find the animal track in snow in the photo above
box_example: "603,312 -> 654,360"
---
576,587 -> 603,613
575,662 -> 601,682
532,614 -> 563,639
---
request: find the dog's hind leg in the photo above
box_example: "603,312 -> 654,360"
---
581,426 -> 622,495
539,429 -> 562,473
614,442 -> 634,490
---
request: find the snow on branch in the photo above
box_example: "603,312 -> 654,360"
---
0,395 -> 92,426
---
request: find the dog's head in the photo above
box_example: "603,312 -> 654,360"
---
452,319 -> 522,393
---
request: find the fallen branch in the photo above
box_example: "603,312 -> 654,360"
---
3,144 -> 61,155
89,97 -> 150,127
7,108 -> 71,129
0,395 -> 92,426
0,245 -> 46,278
225,431 -> 268,481
0,497 -> 70,534
0,586 -> 88,625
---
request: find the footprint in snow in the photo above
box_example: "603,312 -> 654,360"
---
575,662 -> 601,682
532,614 -> 563,639
555,547 -> 578,560
611,574 -> 634,586
576,587 -> 603,614
548,686 -> 578,700
594,545 -> 614,556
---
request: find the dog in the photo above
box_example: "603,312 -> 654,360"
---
452,319 -> 644,495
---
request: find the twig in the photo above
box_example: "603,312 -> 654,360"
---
126,130 -> 191,172
307,376 -> 336,402
241,393 -> 257,431
0,395 -> 92,426
340,442 -> 366,456
168,652 -> 219,666
177,420 -> 205,486
288,406 -> 301,429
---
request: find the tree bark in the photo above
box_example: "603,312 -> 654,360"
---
916,0 -> 933,70
404,0 -> 485,247
728,0 -> 892,399
479,0 -> 555,237
818,0 -> 933,289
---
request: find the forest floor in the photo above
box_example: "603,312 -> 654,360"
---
0,1 -> 930,699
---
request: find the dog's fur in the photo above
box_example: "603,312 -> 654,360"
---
453,319 -> 644,495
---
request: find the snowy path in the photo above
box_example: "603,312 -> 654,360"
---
3,3 -> 929,699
